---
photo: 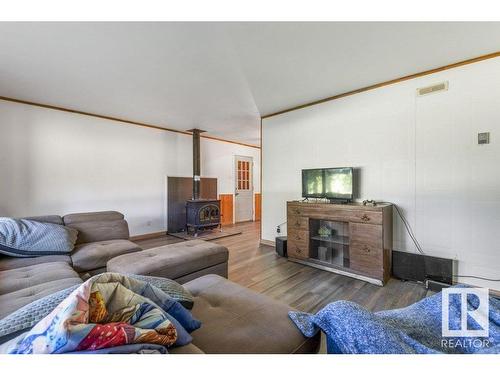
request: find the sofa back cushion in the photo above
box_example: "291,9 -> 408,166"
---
63,211 -> 129,244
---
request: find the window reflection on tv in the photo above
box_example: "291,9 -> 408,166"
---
302,169 -> 324,197
325,168 -> 352,199
302,167 -> 353,200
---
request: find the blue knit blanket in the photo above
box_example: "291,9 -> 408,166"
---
289,286 -> 500,354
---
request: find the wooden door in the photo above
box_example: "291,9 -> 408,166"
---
235,156 -> 253,222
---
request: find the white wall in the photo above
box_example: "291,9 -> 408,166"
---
0,100 -> 260,235
174,137 -> 260,195
262,57 -> 500,289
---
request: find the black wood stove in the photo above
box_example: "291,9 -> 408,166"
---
186,199 -> 221,235
185,129 -> 221,236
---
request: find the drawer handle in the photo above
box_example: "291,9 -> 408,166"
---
361,214 -> 370,222
362,245 -> 371,253
293,209 -> 301,215
295,235 -> 301,241
294,221 -> 301,227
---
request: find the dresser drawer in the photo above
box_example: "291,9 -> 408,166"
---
349,223 -> 383,275
350,242 -> 383,267
287,216 -> 309,231
349,210 -> 382,225
287,229 -> 309,259
287,205 -> 307,217
287,204 -> 382,225
349,223 -> 383,247
287,239 -> 308,259
287,228 -> 308,243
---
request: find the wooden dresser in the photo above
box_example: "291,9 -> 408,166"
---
287,201 -> 393,285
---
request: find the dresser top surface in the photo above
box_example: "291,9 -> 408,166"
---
287,200 -> 392,210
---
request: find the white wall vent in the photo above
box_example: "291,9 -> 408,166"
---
417,81 -> 449,96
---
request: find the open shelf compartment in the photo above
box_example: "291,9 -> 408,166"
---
309,218 -> 350,269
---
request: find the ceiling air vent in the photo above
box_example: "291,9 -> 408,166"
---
417,81 -> 449,96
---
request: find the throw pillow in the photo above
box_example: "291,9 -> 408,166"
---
125,274 -> 195,309
0,218 -> 78,257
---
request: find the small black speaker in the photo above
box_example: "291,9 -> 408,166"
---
392,251 -> 454,284
276,236 -> 287,257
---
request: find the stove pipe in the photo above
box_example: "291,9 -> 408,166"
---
190,129 -> 203,200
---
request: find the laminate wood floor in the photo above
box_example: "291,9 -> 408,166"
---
136,221 -> 432,314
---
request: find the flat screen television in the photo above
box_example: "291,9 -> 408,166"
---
302,167 -> 353,201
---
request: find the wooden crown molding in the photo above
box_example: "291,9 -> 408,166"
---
5,51 -> 496,148
0,95 -> 260,149
261,51 -> 500,119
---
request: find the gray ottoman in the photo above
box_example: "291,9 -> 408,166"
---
183,274 -> 321,354
106,240 -> 229,284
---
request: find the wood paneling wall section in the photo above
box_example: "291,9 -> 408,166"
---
219,194 -> 234,225
254,193 -> 261,221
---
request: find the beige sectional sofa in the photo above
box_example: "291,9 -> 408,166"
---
0,211 -> 141,319
0,211 -> 320,354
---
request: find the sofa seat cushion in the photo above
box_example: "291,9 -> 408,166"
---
0,284 -> 80,342
107,240 -> 229,280
71,239 -> 141,272
0,261 -> 79,295
0,255 -> 72,272
183,274 -> 321,354
0,277 -> 82,319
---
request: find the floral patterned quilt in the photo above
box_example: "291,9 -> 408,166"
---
8,273 -> 190,354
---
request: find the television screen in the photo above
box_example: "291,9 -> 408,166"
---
325,167 -> 353,199
302,169 -> 324,198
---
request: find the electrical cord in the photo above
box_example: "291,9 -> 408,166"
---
378,201 -> 499,283
379,201 -> 424,255
276,221 -> 287,234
